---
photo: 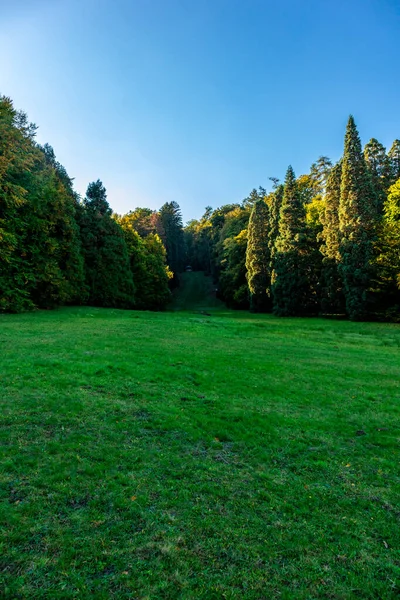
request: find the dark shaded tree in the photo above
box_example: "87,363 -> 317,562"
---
246,199 -> 271,311
319,161 -> 345,313
338,116 -> 376,320
364,138 -> 392,214
388,140 -> 400,184
78,180 -> 134,307
272,166 -> 316,316
159,201 -> 184,278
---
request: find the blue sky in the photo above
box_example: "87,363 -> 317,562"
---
1,0 -> 399,221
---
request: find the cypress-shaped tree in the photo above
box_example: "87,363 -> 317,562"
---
272,166 -> 313,316
78,180 -> 134,308
364,138 -> 392,214
338,116 -> 376,320
388,140 -> 400,184
246,199 -> 271,312
320,161 -> 345,313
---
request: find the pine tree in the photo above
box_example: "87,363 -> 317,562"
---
364,138 -> 391,214
272,166 -> 313,316
338,116 -> 376,320
78,180 -> 134,308
388,140 -> 400,184
320,161 -> 345,313
310,156 -> 333,195
246,199 -> 271,312
159,201 -> 184,279
268,184 -> 284,267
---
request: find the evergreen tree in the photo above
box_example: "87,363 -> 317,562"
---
338,116 -> 376,320
0,97 -> 37,311
310,156 -> 333,195
268,184 -> 284,267
246,199 -> 271,312
117,214 -> 172,309
364,138 -> 391,214
272,166 -> 315,316
320,161 -> 345,313
78,180 -> 134,308
159,201 -> 184,278
388,140 -> 400,184
376,178 -> 400,311
0,97 -> 85,311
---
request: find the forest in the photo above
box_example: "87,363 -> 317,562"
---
1,95 -> 400,321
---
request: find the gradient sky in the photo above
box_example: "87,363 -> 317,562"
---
1,0 -> 400,221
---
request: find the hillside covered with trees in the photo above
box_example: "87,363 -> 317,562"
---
1,96 -> 399,321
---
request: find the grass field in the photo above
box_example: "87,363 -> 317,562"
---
1,273 -> 400,599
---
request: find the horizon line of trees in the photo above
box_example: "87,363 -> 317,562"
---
185,116 -> 400,321
0,96 -> 186,313
1,96 -> 399,322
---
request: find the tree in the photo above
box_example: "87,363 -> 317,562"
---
388,140 -> 400,184
338,116 -> 376,320
159,201 -> 184,278
320,161 -> 345,313
364,138 -> 391,214
0,97 -> 85,311
0,97 -> 37,311
117,214 -> 172,309
78,180 -> 134,308
246,199 -> 271,312
376,178 -> 400,312
272,166 -> 315,316
267,184 -> 284,268
310,156 -> 333,195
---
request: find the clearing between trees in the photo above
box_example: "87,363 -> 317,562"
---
1,300 -> 399,598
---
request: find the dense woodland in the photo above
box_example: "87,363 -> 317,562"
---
1,95 -> 399,320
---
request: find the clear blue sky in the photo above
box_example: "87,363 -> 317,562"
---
1,0 -> 399,222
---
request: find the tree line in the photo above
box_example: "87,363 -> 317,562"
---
0,96 -> 185,313
1,96 -> 399,321
185,117 -> 400,321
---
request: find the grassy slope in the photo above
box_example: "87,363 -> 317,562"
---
1,275 -> 400,598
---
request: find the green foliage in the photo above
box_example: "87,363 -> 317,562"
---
320,161 -> 345,313
267,184 -> 284,266
376,178 -> 400,306
117,213 -> 172,310
339,116 -> 377,320
219,229 -> 249,308
0,97 -> 85,312
388,139 -> 400,183
272,166 -> 316,316
212,205 -> 250,308
183,207 -> 213,273
159,201 -> 184,277
78,181 -> 134,308
364,138 -> 392,213
246,199 -> 271,312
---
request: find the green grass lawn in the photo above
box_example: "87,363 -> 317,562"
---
1,274 -> 400,598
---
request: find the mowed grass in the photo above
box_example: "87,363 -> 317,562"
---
1,278 -> 400,599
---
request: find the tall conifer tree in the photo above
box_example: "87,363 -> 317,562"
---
364,138 -> 391,214
388,140 -> 400,184
78,180 -> 134,308
246,199 -> 271,312
272,166 -> 312,316
320,161 -> 345,313
338,116 -> 376,320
